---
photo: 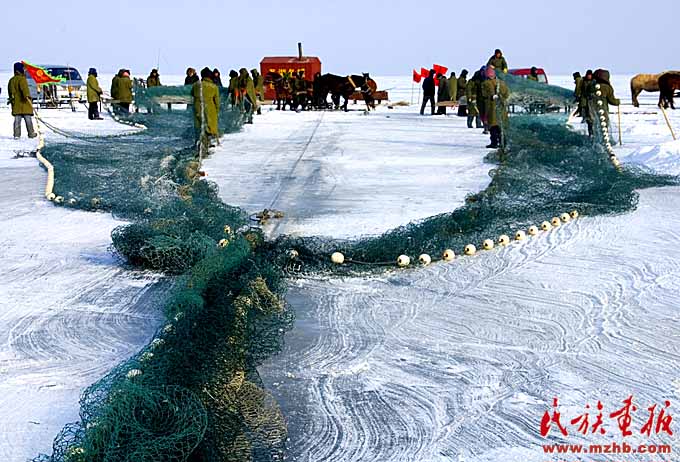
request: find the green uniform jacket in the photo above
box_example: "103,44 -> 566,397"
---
448,75 -> 458,102
582,79 -> 596,121
147,75 -> 161,87
86,75 -> 102,103
487,56 -> 508,72
481,78 -> 510,127
574,77 -> 583,100
595,83 -> 620,123
466,80 -> 479,116
191,78 -> 220,135
8,75 -> 34,116
116,76 -> 133,103
457,76 -> 467,101
252,71 -> 264,98
111,75 -> 120,100
437,76 -> 450,102
239,70 -> 256,105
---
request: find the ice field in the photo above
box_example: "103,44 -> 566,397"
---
1,73 -> 680,461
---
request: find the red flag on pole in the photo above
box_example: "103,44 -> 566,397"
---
421,67 -> 429,79
22,61 -> 64,85
412,69 -> 422,83
433,64 -> 449,76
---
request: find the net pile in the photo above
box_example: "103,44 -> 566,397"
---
35,87 -> 295,462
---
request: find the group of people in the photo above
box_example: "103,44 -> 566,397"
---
572,69 -> 620,137
420,49 -> 511,149
184,67 -> 265,116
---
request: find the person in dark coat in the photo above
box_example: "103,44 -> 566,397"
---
527,67 -> 539,82
420,69 -> 436,115
228,70 -> 239,108
436,73 -> 450,115
477,66 -> 489,133
573,72 -> 583,117
457,69 -> 468,116
184,67 -> 199,86
146,69 -> 161,87
213,68 -> 223,87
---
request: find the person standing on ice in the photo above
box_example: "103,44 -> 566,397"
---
477,66 -> 489,134
481,66 -> 509,149
573,72 -> 583,117
449,71 -> 458,104
7,62 -> 36,139
228,70 -> 240,108
213,69 -> 223,87
238,68 -> 256,123
86,68 -> 103,120
487,49 -> 508,73
191,67 -> 220,140
116,70 -> 133,115
466,70 -> 483,129
457,69 -> 468,116
251,69 -> 264,114
592,69 -> 620,128
420,69 -> 436,115
184,67 -> 199,86
436,72 -> 450,115
582,70 -> 596,135
147,69 -> 161,87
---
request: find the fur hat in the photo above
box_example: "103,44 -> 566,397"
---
88,68 -> 97,76
200,67 -> 213,79
13,62 -> 24,74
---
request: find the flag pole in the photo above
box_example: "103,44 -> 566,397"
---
411,81 -> 414,105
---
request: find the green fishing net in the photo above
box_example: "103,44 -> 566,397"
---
35,77 -> 677,462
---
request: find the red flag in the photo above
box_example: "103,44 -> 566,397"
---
412,69 -> 421,83
421,67 -> 429,78
433,64 -> 449,76
22,61 -> 64,85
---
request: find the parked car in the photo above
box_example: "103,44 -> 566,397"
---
509,67 -> 549,84
25,65 -> 86,107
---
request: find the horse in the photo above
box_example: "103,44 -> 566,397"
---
263,71 -> 293,111
318,73 -> 375,111
630,73 -> 662,107
658,72 -> 680,109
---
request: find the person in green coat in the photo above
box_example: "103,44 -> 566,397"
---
527,67 -> 539,82
436,73 -> 450,115
465,71 -> 483,128
448,72 -> 458,103
457,69 -> 468,116
7,62 -> 36,138
110,69 -> 121,112
86,68 -> 103,120
591,69 -> 620,140
146,69 -> 161,87
116,70 -> 133,115
481,66 -> 510,149
487,49 -> 508,73
238,68 -> 256,122
573,71 -> 583,117
251,68 -> 264,114
191,67 -> 221,140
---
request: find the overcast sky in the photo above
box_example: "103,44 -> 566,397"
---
1,0 -> 677,77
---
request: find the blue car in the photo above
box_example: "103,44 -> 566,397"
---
26,65 -> 87,107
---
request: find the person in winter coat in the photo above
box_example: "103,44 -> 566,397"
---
477,66 -> 489,133
589,69 -> 620,139
436,73 -> 450,115
448,71 -> 458,103
86,68 -> 103,120
7,62 -> 36,138
115,70 -> 133,115
466,71 -> 483,129
212,69 -> 223,87
228,70 -> 239,108
147,69 -> 161,87
110,69 -> 121,109
481,66 -> 510,149
487,49 -> 509,73
420,69 -> 436,115
457,69 -> 468,116
527,67 -> 539,82
185,67 -> 199,86
581,70 -> 596,134
238,68 -> 256,123
191,67 -> 220,138
573,71 -> 583,117
251,69 -> 264,114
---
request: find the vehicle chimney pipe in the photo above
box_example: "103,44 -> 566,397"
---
298,42 -> 303,60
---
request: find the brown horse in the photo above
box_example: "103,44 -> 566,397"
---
263,71 -> 293,110
658,72 -> 680,109
318,73 -> 375,111
630,73 -> 661,107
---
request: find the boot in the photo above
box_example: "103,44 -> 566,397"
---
467,116 -> 473,128
475,117 -> 483,128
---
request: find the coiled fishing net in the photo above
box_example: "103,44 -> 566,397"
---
35,77 -> 677,462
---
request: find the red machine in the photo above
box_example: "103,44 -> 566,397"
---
260,43 -> 322,99
508,68 -> 549,84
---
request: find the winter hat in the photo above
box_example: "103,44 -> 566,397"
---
495,49 -> 502,55
201,67 -> 213,79
486,66 -> 496,79
88,68 -> 97,76
13,62 -> 24,74
573,71 -> 581,78
461,69 -> 468,76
